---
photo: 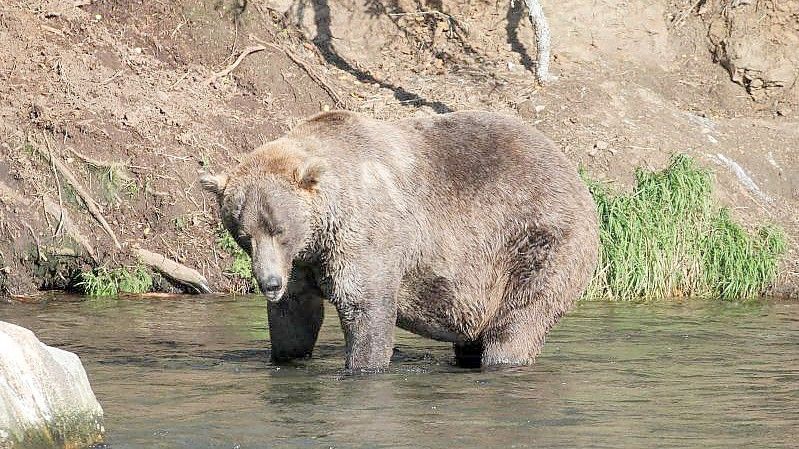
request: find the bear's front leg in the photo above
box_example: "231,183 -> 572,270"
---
335,284 -> 398,371
267,265 -> 324,363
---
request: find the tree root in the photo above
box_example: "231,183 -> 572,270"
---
132,247 -> 212,294
36,145 -> 122,250
205,45 -> 267,85
522,0 -> 556,84
24,224 -> 47,263
43,196 -> 98,262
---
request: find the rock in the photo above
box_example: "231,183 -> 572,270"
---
588,140 -> 609,157
516,100 -> 540,119
0,321 -> 104,449
776,105 -> 792,117
516,100 -> 534,118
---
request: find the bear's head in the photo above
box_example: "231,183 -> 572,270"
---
200,143 -> 325,301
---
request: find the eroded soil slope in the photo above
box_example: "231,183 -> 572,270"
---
0,0 -> 796,297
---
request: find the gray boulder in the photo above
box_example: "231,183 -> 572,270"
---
0,321 -> 104,449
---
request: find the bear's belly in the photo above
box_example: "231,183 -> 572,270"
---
396,312 -> 464,343
395,274 -> 486,343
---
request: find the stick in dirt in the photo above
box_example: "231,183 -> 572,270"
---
205,45 -> 267,84
133,247 -> 212,294
36,145 -> 122,250
523,0 -> 556,84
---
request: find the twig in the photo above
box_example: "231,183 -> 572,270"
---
672,0 -> 705,28
169,70 -> 191,89
523,0 -> 556,84
101,70 -> 124,85
387,10 -> 465,29
36,145 -> 122,249
205,45 -> 267,84
24,224 -> 47,263
46,247 -> 78,257
132,247 -> 212,294
41,25 -> 65,36
43,196 -> 98,262
249,35 -> 348,108
45,140 -> 65,238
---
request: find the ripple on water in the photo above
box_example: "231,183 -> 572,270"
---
1,296 -> 797,449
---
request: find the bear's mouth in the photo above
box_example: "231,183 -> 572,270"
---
262,289 -> 284,302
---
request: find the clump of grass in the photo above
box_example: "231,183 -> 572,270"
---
85,163 -> 133,203
583,154 -> 786,301
216,227 -> 259,293
77,266 -> 152,296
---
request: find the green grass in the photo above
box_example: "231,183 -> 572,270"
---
84,163 -> 134,203
77,266 -> 152,296
583,154 -> 786,301
216,227 -> 259,293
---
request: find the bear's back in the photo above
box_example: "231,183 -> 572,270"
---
291,111 -> 585,220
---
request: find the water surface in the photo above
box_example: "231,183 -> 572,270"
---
1,296 -> 797,448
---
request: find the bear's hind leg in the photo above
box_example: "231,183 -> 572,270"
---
480,302 -> 555,367
268,265 -> 324,363
480,226 -> 594,368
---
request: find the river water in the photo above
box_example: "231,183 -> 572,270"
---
1,296 -> 797,448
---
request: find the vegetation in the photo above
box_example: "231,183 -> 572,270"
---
77,266 -> 153,296
216,227 -> 259,293
83,162 -> 135,203
583,154 -> 786,301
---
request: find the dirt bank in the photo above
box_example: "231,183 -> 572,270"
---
0,0 -> 796,298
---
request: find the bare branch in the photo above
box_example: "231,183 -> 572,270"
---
205,45 -> 267,85
35,144 -> 122,250
523,0 -> 557,84
132,247 -> 212,294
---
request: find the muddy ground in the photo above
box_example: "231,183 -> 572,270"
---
0,0 -> 796,298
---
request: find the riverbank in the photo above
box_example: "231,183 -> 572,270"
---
1,0 -> 796,299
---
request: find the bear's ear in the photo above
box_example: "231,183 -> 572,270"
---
293,158 -> 325,191
199,172 -> 229,196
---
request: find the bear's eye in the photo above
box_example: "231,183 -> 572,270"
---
264,220 -> 283,237
236,233 -> 252,252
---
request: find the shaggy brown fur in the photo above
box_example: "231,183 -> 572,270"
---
201,110 -> 599,370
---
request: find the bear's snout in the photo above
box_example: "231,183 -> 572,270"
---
263,275 -> 283,293
258,274 -> 285,302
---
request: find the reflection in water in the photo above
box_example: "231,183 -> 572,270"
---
1,297 -> 797,448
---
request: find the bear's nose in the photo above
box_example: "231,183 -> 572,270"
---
263,275 -> 282,292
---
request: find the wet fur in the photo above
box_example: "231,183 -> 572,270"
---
205,111 -> 599,370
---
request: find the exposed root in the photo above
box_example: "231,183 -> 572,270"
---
45,140 -> 66,238
522,0 -> 556,84
36,145 -> 122,250
132,247 -> 212,294
671,0 -> 705,28
43,196 -> 98,262
24,224 -> 47,263
205,45 -> 267,85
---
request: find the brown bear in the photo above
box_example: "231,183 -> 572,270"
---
201,110 -> 599,370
